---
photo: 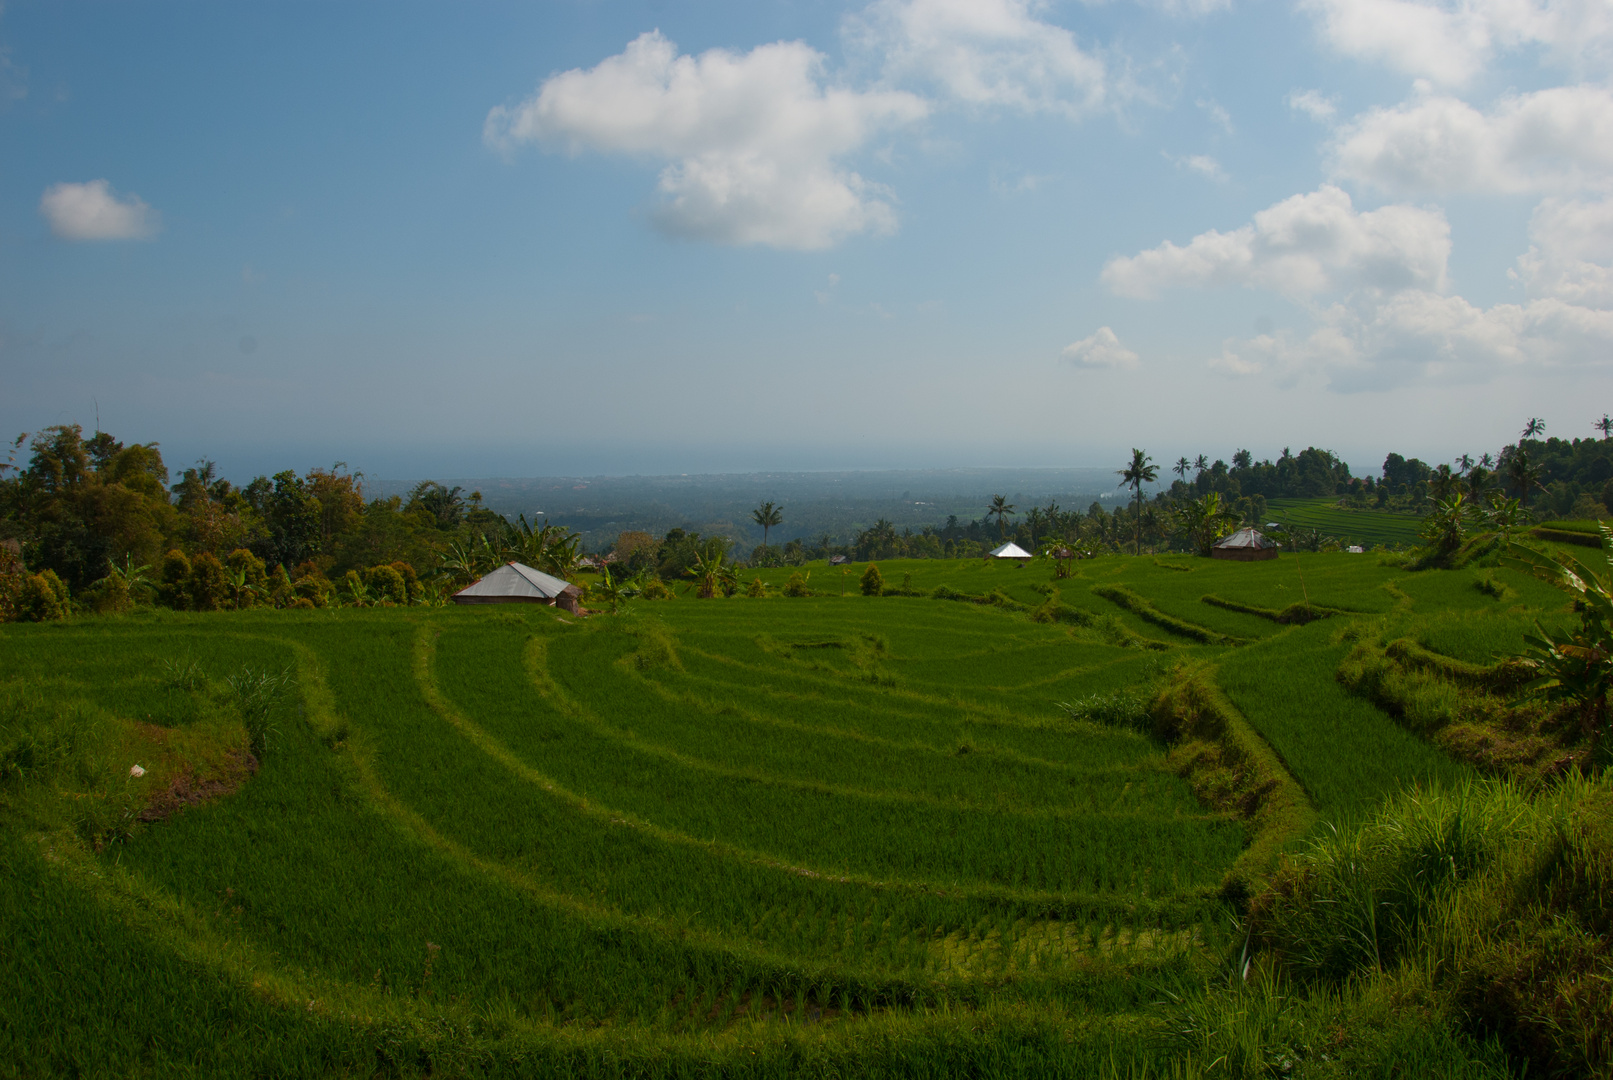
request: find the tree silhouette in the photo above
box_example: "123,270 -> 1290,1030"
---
1117,448 -> 1160,556
1507,449 -> 1543,511
1454,453 -> 1474,474
1193,454 -> 1209,477
1173,457 -> 1191,482
751,501 -> 783,548
1596,414 -> 1613,440
987,495 -> 1016,541
1523,417 -> 1546,440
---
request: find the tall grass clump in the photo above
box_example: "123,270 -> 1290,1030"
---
1243,777 -> 1613,1077
225,665 -> 294,757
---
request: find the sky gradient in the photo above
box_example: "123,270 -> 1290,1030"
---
3,0 -> 1611,482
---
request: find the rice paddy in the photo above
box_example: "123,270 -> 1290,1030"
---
0,550 -> 1583,1076
1265,496 -> 1424,546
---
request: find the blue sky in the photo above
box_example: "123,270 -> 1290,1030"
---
2,0 -> 1611,481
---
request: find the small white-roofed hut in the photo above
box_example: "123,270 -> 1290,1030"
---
1212,528 -> 1279,562
987,541 -> 1034,560
453,562 -> 583,613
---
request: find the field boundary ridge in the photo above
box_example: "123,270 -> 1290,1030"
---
1149,664 -> 1318,900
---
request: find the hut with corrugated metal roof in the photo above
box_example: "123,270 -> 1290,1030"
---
1211,528 -> 1278,562
453,562 -> 583,612
987,541 -> 1034,560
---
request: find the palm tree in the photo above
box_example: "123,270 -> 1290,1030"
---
1173,457 -> 1191,482
1454,453 -> 1475,474
1429,463 -> 1457,502
1507,449 -> 1543,511
1025,506 -> 1045,547
751,501 -> 783,548
1480,452 -> 1494,469
1117,448 -> 1160,556
1523,417 -> 1546,440
1597,414 -> 1613,440
1193,454 -> 1209,477
987,495 -> 1016,541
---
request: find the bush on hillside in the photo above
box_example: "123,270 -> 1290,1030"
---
187,552 -> 227,612
860,563 -> 883,596
15,573 -> 67,622
158,549 -> 191,610
364,564 -> 408,606
782,572 -> 811,597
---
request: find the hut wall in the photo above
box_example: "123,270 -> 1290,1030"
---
1210,547 -> 1278,562
451,594 -> 556,605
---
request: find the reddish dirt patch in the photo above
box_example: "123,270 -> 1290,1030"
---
138,746 -> 259,823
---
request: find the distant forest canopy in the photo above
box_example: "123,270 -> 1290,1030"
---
2,422 -> 1611,615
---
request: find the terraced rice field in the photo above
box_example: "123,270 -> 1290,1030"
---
0,551 -> 1574,1075
1266,497 -> 1423,546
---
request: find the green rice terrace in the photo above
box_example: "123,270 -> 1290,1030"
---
4,551 -> 1612,1077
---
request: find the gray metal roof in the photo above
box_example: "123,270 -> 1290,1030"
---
454,562 -> 580,600
1215,528 -> 1277,550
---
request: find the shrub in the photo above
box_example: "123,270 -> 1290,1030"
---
158,549 -> 191,609
782,572 -> 812,597
187,552 -> 227,611
266,564 -> 294,607
639,577 -> 674,600
288,596 -> 316,610
860,563 -> 884,596
85,573 -> 132,615
226,665 -> 294,757
365,564 -> 408,605
15,573 -> 67,622
389,561 -> 422,603
1058,689 -> 1151,733
746,576 -> 766,598
292,573 -> 331,608
39,569 -> 68,606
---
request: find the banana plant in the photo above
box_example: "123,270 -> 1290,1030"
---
1505,527 -> 1613,747
541,531 -> 584,581
591,565 -> 629,613
104,554 -> 155,598
1419,491 -> 1474,557
224,565 -> 265,610
688,539 -> 731,599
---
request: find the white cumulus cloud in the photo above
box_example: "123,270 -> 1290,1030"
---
1301,0 -> 1613,86
1331,86 -> 1613,195
846,0 -> 1108,118
39,180 -> 160,241
484,31 -> 927,250
1062,326 -> 1140,368
1101,185 -> 1450,299
1288,89 -> 1338,122
1105,183 -> 1613,388
1512,195 -> 1613,305
1213,290 -> 1613,388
